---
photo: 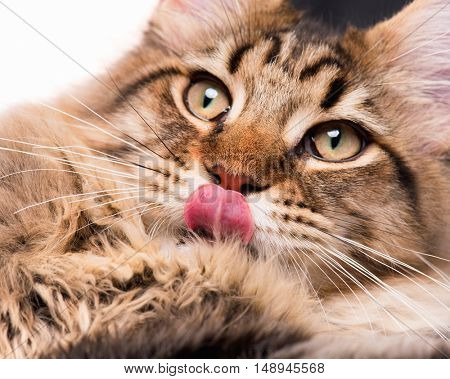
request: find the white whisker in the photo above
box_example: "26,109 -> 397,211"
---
46,202 -> 155,252
313,242 -> 378,325
324,247 -> 448,340
0,145 -> 138,181
56,145 -> 134,164
332,234 -> 450,291
38,101 -> 164,163
0,168 -> 137,188
286,247 -> 331,327
79,195 -> 141,213
68,188 -> 145,204
331,234 -> 449,309
422,48 -> 450,58
35,145 -> 138,170
13,187 -> 140,215
317,247 -> 412,335
101,203 -> 165,233
388,29 -> 450,63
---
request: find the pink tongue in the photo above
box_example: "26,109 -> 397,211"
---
184,184 -> 254,244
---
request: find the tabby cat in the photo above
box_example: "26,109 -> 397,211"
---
0,0 -> 448,358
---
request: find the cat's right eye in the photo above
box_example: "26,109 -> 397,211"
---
303,121 -> 367,162
184,76 -> 231,121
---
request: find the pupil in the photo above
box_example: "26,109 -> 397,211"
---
328,128 -> 341,149
203,87 -> 218,108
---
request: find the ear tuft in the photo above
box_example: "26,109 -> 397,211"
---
158,0 -> 202,12
149,0 -> 287,53
150,0 -> 245,52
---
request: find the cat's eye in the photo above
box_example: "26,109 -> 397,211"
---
184,77 -> 231,121
305,121 -> 366,162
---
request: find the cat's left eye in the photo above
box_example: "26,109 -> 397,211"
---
304,121 -> 367,162
184,77 -> 231,121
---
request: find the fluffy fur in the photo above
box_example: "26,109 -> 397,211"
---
0,0 -> 448,358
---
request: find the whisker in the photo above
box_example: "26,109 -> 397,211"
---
320,214 -> 427,252
106,72 -> 181,163
68,94 -> 167,162
0,168 -> 137,188
34,145 -> 138,170
147,215 -> 166,240
331,234 -> 450,291
414,252 -> 450,262
316,247 -> 413,335
414,254 -> 449,284
55,145 -> 132,163
319,207 -> 426,246
354,234 -> 448,281
314,209 -> 449,281
314,247 -> 379,333
0,145 -> 139,181
13,187 -> 140,215
371,80 -> 449,87
332,235 -> 448,309
101,203 -> 165,233
36,144 -> 166,178
300,248 -> 357,312
78,194 -> 142,213
266,220 -> 350,329
68,188 -> 145,204
285,246 -> 331,327
44,202 -> 154,253
328,217 -> 449,279
323,247 -> 448,340
388,29 -> 450,63
306,227 -> 449,345
422,48 -> 450,58
0,139 -> 158,181
275,221 -> 378,333
37,102 -> 167,172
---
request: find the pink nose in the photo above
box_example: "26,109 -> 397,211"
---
210,166 -> 251,193
184,184 -> 254,244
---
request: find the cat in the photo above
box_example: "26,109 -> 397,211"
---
0,0 -> 448,358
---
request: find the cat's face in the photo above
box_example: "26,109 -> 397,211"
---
79,0 -> 449,288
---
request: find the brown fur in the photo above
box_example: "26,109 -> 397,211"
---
0,0 -> 448,358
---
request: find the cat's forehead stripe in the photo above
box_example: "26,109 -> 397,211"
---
228,43 -> 254,74
378,143 -> 418,208
227,32 -> 285,75
263,33 -> 283,65
298,56 -> 345,82
117,67 -> 182,106
321,77 -> 347,110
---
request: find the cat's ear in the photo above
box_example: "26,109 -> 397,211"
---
157,0 -> 284,13
149,0 -> 285,50
365,0 -> 449,156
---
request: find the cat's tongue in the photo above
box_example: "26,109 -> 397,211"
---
184,184 -> 254,244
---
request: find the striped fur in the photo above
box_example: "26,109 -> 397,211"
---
0,0 -> 448,358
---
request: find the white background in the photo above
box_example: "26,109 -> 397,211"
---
0,359 -> 445,378
0,0 -> 158,111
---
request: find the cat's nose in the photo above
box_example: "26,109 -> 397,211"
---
208,165 -> 251,193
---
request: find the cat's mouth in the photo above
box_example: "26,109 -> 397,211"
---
183,183 -> 255,245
